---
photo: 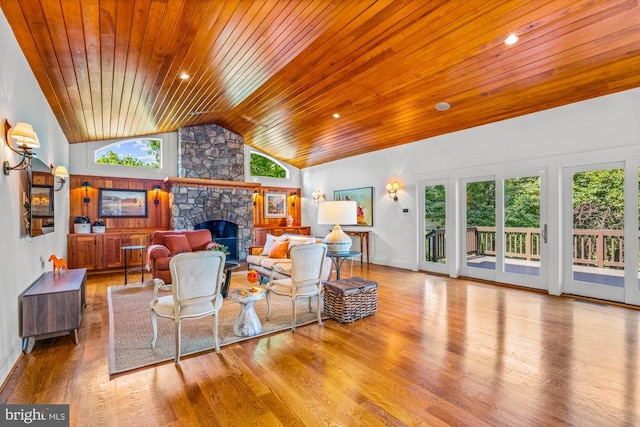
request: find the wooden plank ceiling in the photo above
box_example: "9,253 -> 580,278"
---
2,0 -> 640,168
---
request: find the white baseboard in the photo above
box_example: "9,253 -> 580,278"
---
0,338 -> 23,391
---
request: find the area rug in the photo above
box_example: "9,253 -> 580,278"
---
108,272 -> 324,374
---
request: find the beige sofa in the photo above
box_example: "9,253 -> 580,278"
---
247,233 -> 331,281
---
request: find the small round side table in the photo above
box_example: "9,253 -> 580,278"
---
122,245 -> 145,285
228,288 -> 266,337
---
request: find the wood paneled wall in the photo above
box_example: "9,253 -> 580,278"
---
69,175 -> 170,232
69,176 -> 301,230
253,186 -> 300,227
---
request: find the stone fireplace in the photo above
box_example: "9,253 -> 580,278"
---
168,123 -> 254,260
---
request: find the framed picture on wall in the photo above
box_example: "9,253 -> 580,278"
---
264,192 -> 287,218
99,188 -> 148,217
31,185 -> 54,217
334,186 -> 373,226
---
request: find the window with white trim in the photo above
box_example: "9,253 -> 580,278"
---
94,138 -> 162,168
249,151 -> 288,178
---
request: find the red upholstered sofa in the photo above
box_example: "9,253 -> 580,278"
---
146,229 -> 216,283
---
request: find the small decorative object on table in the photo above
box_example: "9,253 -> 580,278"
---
92,220 -> 105,233
209,242 -> 230,255
48,254 -> 68,274
247,269 -> 260,293
73,216 -> 91,234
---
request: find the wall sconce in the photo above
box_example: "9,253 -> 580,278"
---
81,181 -> 91,204
253,189 -> 259,206
312,191 -> 325,204
51,165 -> 69,191
386,181 -> 399,201
153,184 -> 162,205
291,191 -> 298,207
3,120 -> 40,175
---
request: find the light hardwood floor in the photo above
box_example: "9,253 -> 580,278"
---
1,264 -> 639,426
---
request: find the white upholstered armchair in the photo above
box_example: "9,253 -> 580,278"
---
150,250 -> 226,363
265,243 -> 327,332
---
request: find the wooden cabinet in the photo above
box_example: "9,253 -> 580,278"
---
68,231 -> 151,271
254,226 -> 311,246
21,268 -> 87,353
102,234 -> 124,268
68,234 -> 103,270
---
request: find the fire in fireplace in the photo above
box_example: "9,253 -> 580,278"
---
194,220 -> 238,260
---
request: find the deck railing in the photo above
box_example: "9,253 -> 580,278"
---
425,227 -> 629,267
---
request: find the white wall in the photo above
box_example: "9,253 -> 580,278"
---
302,88 -> 640,279
0,10 -> 69,386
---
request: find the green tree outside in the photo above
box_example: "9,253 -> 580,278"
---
573,169 -> 624,230
250,152 -> 286,178
425,170 -> 627,230
424,185 -> 446,228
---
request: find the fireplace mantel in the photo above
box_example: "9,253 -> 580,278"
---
164,177 -> 260,190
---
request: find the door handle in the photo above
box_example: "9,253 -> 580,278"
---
542,224 -> 548,243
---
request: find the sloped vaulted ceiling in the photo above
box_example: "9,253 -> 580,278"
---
2,0 -> 640,168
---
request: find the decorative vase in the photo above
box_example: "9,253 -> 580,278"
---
73,223 -> 91,234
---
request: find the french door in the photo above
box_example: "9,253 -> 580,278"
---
418,179 -> 450,275
563,161 -> 640,304
462,169 -> 547,290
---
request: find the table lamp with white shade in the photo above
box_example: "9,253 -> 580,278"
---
317,200 -> 357,253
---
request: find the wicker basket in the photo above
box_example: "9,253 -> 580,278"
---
323,277 -> 378,323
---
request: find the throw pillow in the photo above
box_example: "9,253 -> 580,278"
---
165,235 -> 192,255
261,233 -> 287,255
268,240 -> 290,259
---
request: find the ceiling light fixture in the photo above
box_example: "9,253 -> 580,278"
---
505,33 -> 519,45
435,102 -> 450,111
179,73 -> 190,80
333,113 -> 340,118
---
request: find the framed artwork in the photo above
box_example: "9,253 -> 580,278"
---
99,188 -> 148,218
31,185 -> 54,217
264,192 -> 287,218
334,186 -> 373,226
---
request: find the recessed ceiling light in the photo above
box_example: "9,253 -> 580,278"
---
179,73 -> 190,80
505,33 -> 519,45
435,102 -> 450,111
333,113 -> 340,118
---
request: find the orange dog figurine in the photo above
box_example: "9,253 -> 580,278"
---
48,254 -> 68,274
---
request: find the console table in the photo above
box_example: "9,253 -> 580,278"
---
343,231 -> 370,266
21,268 -> 87,353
